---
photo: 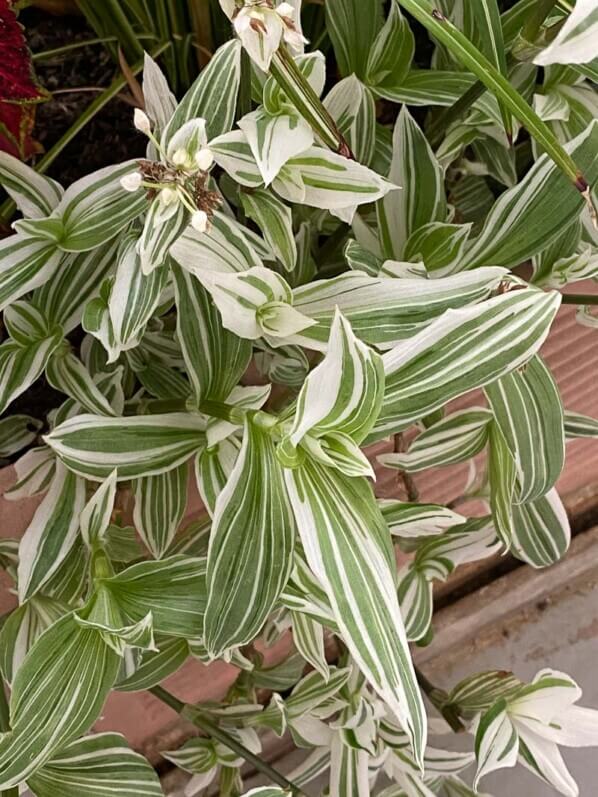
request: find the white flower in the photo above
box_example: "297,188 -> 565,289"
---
221,0 -> 306,71
195,147 -> 214,171
120,172 -> 142,192
191,210 -> 209,233
133,108 -> 152,135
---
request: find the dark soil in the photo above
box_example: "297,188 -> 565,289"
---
22,8 -> 146,185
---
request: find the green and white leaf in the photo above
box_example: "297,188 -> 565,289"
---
485,356 -> 565,503
115,637 -> 189,692
45,412 -> 206,481
80,469 -> 117,549
133,463 -> 188,559
379,408 -> 493,473
374,289 -> 561,438
379,500 -> 467,538
511,488 -> 571,568
0,414 -> 42,458
535,0 -> 598,66
0,151 -> 63,218
28,732 -> 163,797
284,459 -> 427,767
17,460 -> 85,602
240,189 -> 297,272
46,350 -> 116,416
564,410 -> 598,438
474,700 -> 519,789
0,235 -> 63,312
324,75 -> 377,166
204,416 -> 295,656
366,1 -> 414,92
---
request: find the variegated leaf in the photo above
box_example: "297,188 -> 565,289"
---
535,0 -> 598,66
80,470 -> 117,550
374,289 -> 561,438
379,500 -> 467,538
511,488 -> 571,568
194,436 -> 241,517
17,460 -> 86,602
0,414 -> 42,459
28,732 -> 163,797
324,75 -> 376,166
0,614 -> 120,789
474,700 -> 519,789
379,408 -> 493,473
365,1 -> 414,92
485,356 -> 565,503
172,262 -> 252,404
284,459 -> 427,767
133,463 -> 188,559
240,189 -> 297,272
239,108 -> 313,187
564,410 -> 598,438
45,413 -> 206,481
0,151 -> 63,218
115,637 -> 189,692
488,420 -> 516,548
46,350 -> 116,417
0,234 -> 63,312
204,415 -> 295,656
377,106 -> 446,260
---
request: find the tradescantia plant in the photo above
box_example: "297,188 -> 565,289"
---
1,0 -> 598,795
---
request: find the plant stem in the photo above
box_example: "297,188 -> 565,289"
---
270,46 -> 352,157
402,0 -> 590,197
560,293 -> 598,306
32,37 -> 120,60
199,400 -> 246,424
0,42 -> 171,226
150,685 -> 306,795
393,434 -> 419,502
415,667 -> 466,733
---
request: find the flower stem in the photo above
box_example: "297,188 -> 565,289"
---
270,46 -> 352,157
560,293 -> 598,306
149,685 -> 306,795
199,400 -> 246,425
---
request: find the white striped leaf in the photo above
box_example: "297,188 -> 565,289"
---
344,239 -> 382,276
0,595 -> 69,684
290,611 -> 329,681
284,459 -> 427,768
5,446 -> 56,501
0,414 -> 42,458
488,420 -> 516,548
52,161 -> 146,252
535,0 -> 598,66
325,0 -> 384,79
17,460 -> 86,602
239,108 -> 313,187
397,567 -> 433,642
404,222 -> 472,275
329,733 -> 370,796
474,700 -> 519,789
485,356 -> 565,503
171,209 -> 262,276
74,587 -> 156,657
108,234 -> 169,354
511,488 -> 571,569
564,410 -> 598,438
162,40 -> 241,144
287,667 -> 351,719
280,555 -> 339,632
133,463 -> 188,559
377,107 -> 446,261
447,671 -> 523,719
0,151 -> 63,218
240,189 -> 297,272
80,470 -> 117,549
211,130 -> 265,188
456,121 -> 598,271
374,69 -> 475,106
172,262 -> 252,405
194,265 -> 314,342
255,340 -> 310,388
161,737 -> 217,774
374,289 -> 561,438
28,732 -> 163,797
379,500 -> 467,538
133,359 -> 190,400
115,637 -> 189,692
45,412 -> 206,481
290,267 -> 507,350
142,52 -> 176,134
365,1 -> 414,92
379,408 -> 493,473
280,310 -> 384,471
33,238 -> 118,334
0,613 -> 120,789
463,0 -> 510,136
46,350 -> 116,416
102,556 -> 206,639
0,234 -> 63,312
204,415 -> 295,656
195,436 -> 241,517
324,76 -> 377,166
274,146 -> 395,224
138,197 -> 188,275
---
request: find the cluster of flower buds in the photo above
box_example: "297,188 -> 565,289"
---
219,0 -> 307,70
120,109 -> 218,233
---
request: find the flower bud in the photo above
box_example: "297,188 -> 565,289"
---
195,148 -> 214,172
120,172 -> 142,192
191,210 -> 209,233
134,108 -> 152,135
172,148 -> 190,167
160,187 -> 178,207
277,2 -> 295,18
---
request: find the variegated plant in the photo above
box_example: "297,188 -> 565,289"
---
0,0 -> 598,795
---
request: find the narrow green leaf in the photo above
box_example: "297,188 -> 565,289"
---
511,489 -> 571,568
133,463 -> 188,559
240,189 -> 297,272
325,0 -> 384,78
